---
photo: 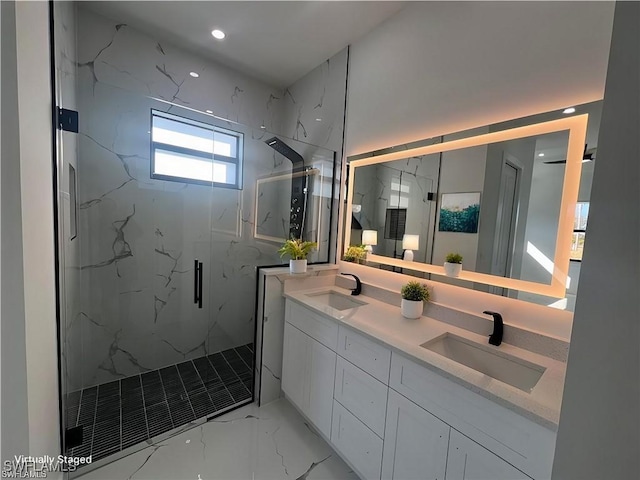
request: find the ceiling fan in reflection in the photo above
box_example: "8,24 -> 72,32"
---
544,144 -> 596,165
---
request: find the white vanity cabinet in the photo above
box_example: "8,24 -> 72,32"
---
281,321 -> 307,410
282,321 -> 336,438
382,389 -> 450,480
446,429 -> 531,480
382,389 -> 530,480
281,298 -> 554,480
331,400 -> 384,480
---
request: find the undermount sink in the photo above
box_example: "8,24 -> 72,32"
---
421,333 -> 546,393
305,291 -> 368,311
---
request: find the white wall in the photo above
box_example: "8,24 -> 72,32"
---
15,0 -> 61,462
552,2 -> 640,478
341,1 -> 613,334
346,1 -> 614,155
0,0 -> 62,467
1,0 -> 30,461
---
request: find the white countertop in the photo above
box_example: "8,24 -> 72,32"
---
284,286 -> 567,431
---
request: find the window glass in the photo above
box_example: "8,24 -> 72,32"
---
571,202 -> 589,261
151,110 -> 242,188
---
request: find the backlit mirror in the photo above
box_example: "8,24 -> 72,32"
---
345,102 -> 602,311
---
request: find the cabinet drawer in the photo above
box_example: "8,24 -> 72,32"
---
285,300 -> 339,350
334,356 -> 388,438
337,325 -> 391,383
389,353 -> 555,480
447,429 -> 531,480
331,401 -> 383,480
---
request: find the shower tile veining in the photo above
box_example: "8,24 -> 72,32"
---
67,344 -> 254,463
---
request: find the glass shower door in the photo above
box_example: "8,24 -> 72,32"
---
51,0 -> 84,463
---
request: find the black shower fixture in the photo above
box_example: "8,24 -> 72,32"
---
265,137 -> 305,165
264,137 -> 309,239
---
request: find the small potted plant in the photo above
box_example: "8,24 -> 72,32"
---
344,245 -> 367,264
444,252 -> 463,277
278,238 -> 318,274
400,281 -> 430,319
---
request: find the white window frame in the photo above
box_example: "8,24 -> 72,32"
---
150,110 -> 243,189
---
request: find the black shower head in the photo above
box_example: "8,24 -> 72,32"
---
264,137 -> 304,164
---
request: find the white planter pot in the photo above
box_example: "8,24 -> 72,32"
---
289,259 -> 307,274
401,299 -> 423,319
444,262 -> 462,277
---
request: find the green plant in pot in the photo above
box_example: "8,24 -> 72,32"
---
278,238 -> 317,274
400,281 -> 430,319
344,245 -> 367,264
444,252 -> 463,278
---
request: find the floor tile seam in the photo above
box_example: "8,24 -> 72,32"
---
219,349 -> 251,401
73,389 -> 84,429
88,383 -> 101,456
174,361 -> 197,421
206,357 -> 239,404
232,345 -> 253,372
188,357 -> 218,411
155,366 -> 175,431
119,379 -> 123,452
204,353 -> 227,387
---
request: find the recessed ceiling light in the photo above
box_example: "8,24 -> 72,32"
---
315,118 -> 322,122
206,110 -> 213,114
538,153 -> 545,157
563,107 -> 576,114
189,71 -> 199,78
211,29 -> 225,40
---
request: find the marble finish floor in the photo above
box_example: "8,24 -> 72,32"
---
77,398 -> 358,480
67,344 -> 254,462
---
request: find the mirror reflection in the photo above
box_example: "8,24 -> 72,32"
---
346,101 -> 602,311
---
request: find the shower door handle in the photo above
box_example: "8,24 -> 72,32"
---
197,262 -> 203,309
194,260 -> 203,308
194,260 -> 199,304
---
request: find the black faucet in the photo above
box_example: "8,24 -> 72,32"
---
341,273 -> 362,296
483,311 -> 503,346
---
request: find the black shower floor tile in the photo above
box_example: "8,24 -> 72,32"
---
66,343 -> 254,466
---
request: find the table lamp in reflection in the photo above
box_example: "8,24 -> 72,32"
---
403,234 -> 420,261
362,230 -> 378,253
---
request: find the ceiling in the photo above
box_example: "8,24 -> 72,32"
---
82,1 -> 406,88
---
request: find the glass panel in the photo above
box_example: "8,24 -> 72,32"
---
52,4 -> 338,466
52,0 -> 82,458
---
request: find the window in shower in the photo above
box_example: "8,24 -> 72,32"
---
151,110 -> 243,188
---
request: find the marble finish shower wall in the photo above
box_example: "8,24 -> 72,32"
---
77,9 -> 284,133
281,47 -> 349,259
281,48 -> 348,154
72,9 -> 344,389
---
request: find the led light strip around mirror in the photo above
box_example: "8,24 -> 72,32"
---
344,114 -> 589,298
